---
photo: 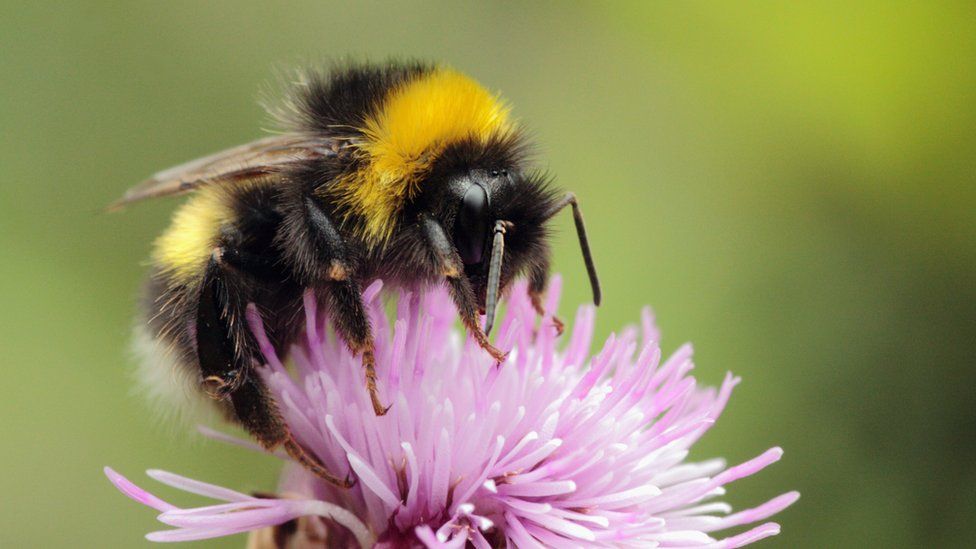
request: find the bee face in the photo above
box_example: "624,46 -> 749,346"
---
421,149 -> 559,311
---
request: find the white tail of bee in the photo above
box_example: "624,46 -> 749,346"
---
131,323 -> 217,434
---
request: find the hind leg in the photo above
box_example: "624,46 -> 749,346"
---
196,247 -> 353,487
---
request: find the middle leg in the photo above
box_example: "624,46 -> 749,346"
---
280,197 -> 389,416
323,279 -> 388,416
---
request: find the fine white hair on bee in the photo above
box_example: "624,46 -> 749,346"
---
131,323 -> 216,432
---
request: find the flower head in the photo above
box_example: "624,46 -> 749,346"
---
107,277 -> 797,547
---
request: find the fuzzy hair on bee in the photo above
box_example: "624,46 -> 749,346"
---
113,60 -> 601,488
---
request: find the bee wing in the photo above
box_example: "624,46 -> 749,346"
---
108,134 -> 336,210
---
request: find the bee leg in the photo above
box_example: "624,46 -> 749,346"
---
284,197 -> 383,414
419,214 -> 462,278
231,378 -> 354,489
446,276 -> 509,363
300,197 -> 351,281
527,256 -> 564,336
420,215 -> 508,362
196,250 -> 252,399
324,279 -> 389,416
197,250 -> 353,488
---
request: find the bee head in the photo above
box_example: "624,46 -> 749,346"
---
422,135 -> 560,311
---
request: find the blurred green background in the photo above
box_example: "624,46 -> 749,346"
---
2,2 -> 974,547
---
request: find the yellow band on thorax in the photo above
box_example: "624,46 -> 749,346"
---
332,68 -> 513,246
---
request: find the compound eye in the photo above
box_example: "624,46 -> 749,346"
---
453,184 -> 490,265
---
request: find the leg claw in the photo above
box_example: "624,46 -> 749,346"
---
282,436 -> 353,489
552,315 -> 565,336
202,374 -> 235,400
530,291 -> 564,336
361,348 -> 390,416
486,344 -> 508,363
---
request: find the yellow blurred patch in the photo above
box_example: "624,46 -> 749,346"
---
333,68 -> 513,245
151,187 -> 235,284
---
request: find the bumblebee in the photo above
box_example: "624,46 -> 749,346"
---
113,61 -> 600,487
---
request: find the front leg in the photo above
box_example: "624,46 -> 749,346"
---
420,215 -> 507,362
446,276 -> 508,362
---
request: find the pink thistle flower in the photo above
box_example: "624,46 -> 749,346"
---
107,277 -> 797,547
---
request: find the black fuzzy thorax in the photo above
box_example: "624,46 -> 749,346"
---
284,61 -> 433,138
